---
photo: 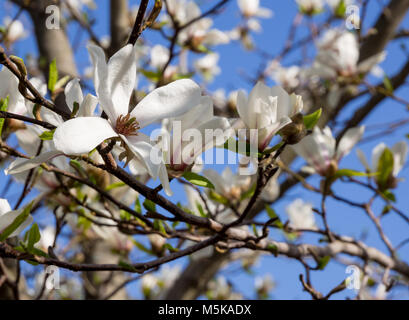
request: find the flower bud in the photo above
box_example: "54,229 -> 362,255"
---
279,113 -> 307,145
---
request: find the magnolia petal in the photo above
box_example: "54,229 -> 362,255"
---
54,117 -> 118,155
236,90 -> 251,128
65,78 -> 84,112
0,199 -> 12,215
180,96 -> 214,132
335,126 -> 364,161
132,79 -> 202,128
391,141 -> 408,176
107,44 -> 138,119
371,143 -> 387,173
158,163 -> 173,196
356,149 -> 371,172
79,93 -> 98,117
120,134 -> 162,180
5,150 -> 63,175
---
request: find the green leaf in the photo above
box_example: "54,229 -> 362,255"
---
222,138 -> 261,158
383,75 -> 394,94
120,209 -> 132,221
334,0 -> 347,17
208,190 -> 229,205
382,190 -> 396,203
0,96 -> 9,137
0,202 -> 33,241
132,240 -> 153,254
334,168 -> 377,179
105,182 -> 126,192
118,260 -> 138,272
143,199 -> 156,212
265,205 -> 284,229
267,243 -> 278,257
196,202 -> 208,218
135,197 -> 142,214
24,223 -> 41,251
54,75 -> 70,91
240,183 -> 256,200
163,243 -> 178,253
140,69 -> 161,82
48,59 -> 59,92
182,172 -> 215,189
318,255 -> 331,270
303,108 -> 322,130
154,219 -> 167,235
39,129 -> 55,141
376,148 -> 394,190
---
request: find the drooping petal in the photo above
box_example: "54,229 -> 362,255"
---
5,150 -> 63,175
132,79 -> 202,128
335,126 -> 364,161
54,117 -> 118,155
65,78 -> 84,112
120,134 -> 162,180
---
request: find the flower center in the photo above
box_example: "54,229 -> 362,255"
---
115,114 -> 140,136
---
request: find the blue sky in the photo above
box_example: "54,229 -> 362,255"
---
1,0 -> 409,299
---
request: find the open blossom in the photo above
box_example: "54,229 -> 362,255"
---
357,141 -> 408,186
237,0 -> 273,19
52,44 -> 204,195
194,53 -> 221,82
292,126 -> 364,176
0,66 -> 26,115
296,0 -> 324,14
3,17 -> 27,44
268,61 -> 301,90
165,0 -> 229,49
204,167 -> 252,202
235,82 -> 303,151
150,45 -> 170,70
286,199 -> 317,230
157,96 -> 232,173
309,30 -> 385,79
5,78 -> 98,176
0,198 -> 33,239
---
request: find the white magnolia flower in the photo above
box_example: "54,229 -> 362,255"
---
166,0 -> 229,47
158,96 -> 232,172
66,0 -> 96,11
52,44 -> 204,195
150,44 -> 170,70
286,198 -> 316,230
3,17 -> 27,43
36,226 -> 56,250
296,0 -> 324,14
357,141 -> 408,178
326,0 -> 354,10
292,126 -> 365,176
237,0 -> 273,19
0,66 -> 26,115
5,78 -> 98,176
255,274 -> 274,296
235,82 -> 303,151
204,166 -> 252,201
310,30 -> 385,79
0,198 -> 33,239
292,126 -> 364,176
270,63 -> 301,89
194,53 -> 221,82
